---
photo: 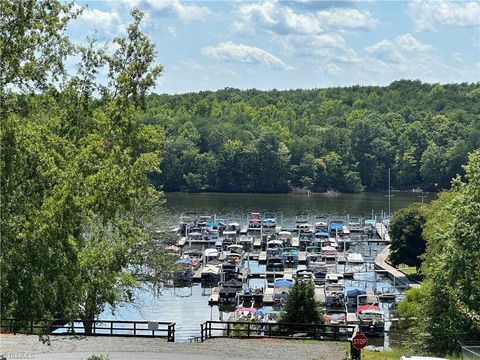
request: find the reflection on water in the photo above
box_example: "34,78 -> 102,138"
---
102,192 -> 426,343
164,191 -> 432,225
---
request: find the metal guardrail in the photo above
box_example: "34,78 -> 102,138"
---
199,320 -> 356,342
1,318 -> 176,342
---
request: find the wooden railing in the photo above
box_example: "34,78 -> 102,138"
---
1,318 -> 175,342
199,320 -> 356,342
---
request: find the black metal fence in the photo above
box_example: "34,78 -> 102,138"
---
1,318 -> 175,342
199,320 -> 356,342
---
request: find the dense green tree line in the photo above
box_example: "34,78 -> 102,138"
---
144,82 -> 479,193
1,1 -> 170,327
397,150 -> 480,354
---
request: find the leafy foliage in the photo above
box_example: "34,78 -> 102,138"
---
279,281 -> 321,324
389,204 -> 427,268
143,81 -> 479,193
1,2 -> 167,324
398,150 -> 480,355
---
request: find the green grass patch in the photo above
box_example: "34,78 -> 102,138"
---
340,343 -> 461,360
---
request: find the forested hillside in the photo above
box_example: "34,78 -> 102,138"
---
143,82 -> 480,193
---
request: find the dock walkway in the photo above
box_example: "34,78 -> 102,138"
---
374,245 -> 420,289
375,223 -> 390,242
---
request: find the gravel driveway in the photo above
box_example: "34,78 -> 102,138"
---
0,335 -> 347,360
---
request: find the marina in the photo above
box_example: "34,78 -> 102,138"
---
101,192 -> 428,344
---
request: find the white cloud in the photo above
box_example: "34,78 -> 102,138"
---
232,1 -> 378,36
167,26 -> 177,37
323,63 -> 342,76
278,33 -> 359,63
72,4 -> 125,35
365,33 -> 433,64
363,33 -> 438,77
408,0 -> 480,31
145,0 -> 212,22
203,41 -> 293,70
452,52 -> 463,62
316,8 -> 378,30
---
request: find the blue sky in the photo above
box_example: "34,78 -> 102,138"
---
68,0 -> 480,94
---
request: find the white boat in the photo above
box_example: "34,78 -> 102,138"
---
277,231 -> 292,245
203,248 -> 219,262
347,253 -> 364,264
238,234 -> 253,244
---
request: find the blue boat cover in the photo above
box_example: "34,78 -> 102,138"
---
347,289 -> 366,297
315,231 -> 330,237
207,221 -> 219,227
274,279 -> 293,288
330,223 -> 343,231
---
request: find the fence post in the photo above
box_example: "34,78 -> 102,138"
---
268,323 -> 272,337
208,321 -> 211,338
168,323 -> 175,342
227,322 -> 230,337
110,321 -> 114,336
333,325 -> 338,340
93,320 -> 96,335
247,322 -> 250,337
30,320 -> 33,334
200,323 -> 204,342
133,322 -> 136,336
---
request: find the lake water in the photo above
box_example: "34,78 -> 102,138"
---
102,192 -> 430,344
164,191 -> 431,225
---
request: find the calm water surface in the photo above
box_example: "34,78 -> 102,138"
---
164,191 -> 432,224
102,192 -> 431,343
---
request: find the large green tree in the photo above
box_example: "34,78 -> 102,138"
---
408,150 -> 480,354
1,1 -> 167,328
279,281 -> 321,325
389,203 -> 427,268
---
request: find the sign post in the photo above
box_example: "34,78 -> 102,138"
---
351,333 -> 368,360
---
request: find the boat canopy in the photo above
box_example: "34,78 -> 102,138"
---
204,248 -> 219,257
234,307 -> 257,313
347,289 -> 366,298
357,304 -> 381,313
274,279 -> 293,288
267,240 -> 284,247
315,231 -> 330,237
330,222 -> 344,231
364,219 -> 376,226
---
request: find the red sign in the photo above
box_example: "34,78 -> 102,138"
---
352,334 -> 368,350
